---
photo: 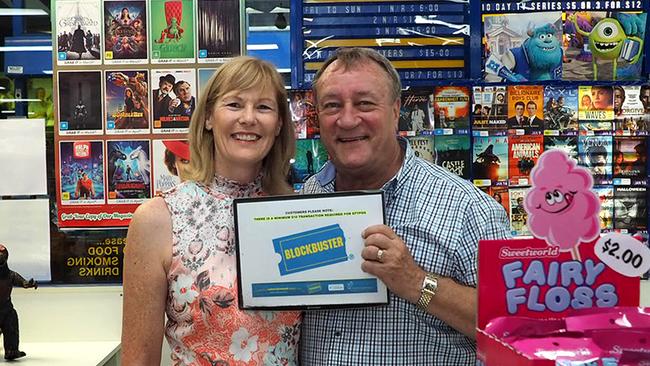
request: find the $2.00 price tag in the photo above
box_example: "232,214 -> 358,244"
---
595,233 -> 650,277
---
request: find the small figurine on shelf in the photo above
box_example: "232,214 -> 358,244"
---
0,244 -> 37,360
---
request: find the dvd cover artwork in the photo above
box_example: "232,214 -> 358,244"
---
59,141 -> 105,205
399,89 -> 433,135
509,187 -> 530,236
613,186 -> 647,230
290,139 -> 328,184
593,186 -> 614,231
507,85 -> 544,133
508,135 -> 543,186
485,186 -> 509,218
483,12 -> 563,82
106,140 -> 151,203
578,85 -> 614,133
614,85 -> 647,134
432,86 -> 470,130
563,11 -> 646,81
197,0 -> 240,62
472,135 -> 508,185
613,136 -> 647,182
150,0 -> 195,63
578,135 -> 613,185
543,85 -> 578,134
543,135 -> 578,162
472,86 -> 507,131
105,70 -> 149,134
104,0 -> 147,63
151,69 -> 196,133
434,135 -> 470,179
290,91 -> 313,139
56,0 -> 102,65
197,68 -> 217,99
151,139 -> 188,194
407,136 -> 435,164
58,71 -> 103,135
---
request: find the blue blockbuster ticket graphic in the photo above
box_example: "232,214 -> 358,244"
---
273,224 -> 349,276
252,278 -> 378,297
304,14 -> 466,26
303,3 -> 467,15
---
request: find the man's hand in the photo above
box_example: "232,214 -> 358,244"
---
360,224 -> 425,304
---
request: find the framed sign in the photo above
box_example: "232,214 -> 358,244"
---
234,191 -> 389,310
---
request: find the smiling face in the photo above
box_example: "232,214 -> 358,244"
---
536,188 -> 576,214
590,18 -> 626,60
206,87 -> 281,180
315,60 -> 401,179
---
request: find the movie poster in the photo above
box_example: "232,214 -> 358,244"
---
399,89 -> 433,135
508,135 -> 543,186
104,0 -> 147,64
290,139 -> 328,188
151,69 -> 196,133
290,90 -> 316,139
614,85 -> 646,134
59,141 -> 105,205
578,135 -> 613,185
593,186 -> 614,231
472,135 -> 508,186
55,0 -> 102,65
544,135 -> 578,162
198,68 -> 217,98
507,85 -> 543,134
509,187 -> 530,236
564,11 -> 646,81
483,12 -> 562,82
27,78 -> 54,127
105,70 -> 150,134
578,85 -> 614,133
543,85 -> 578,134
434,135 -> 470,180
106,140 -> 151,203
57,71 -> 103,135
613,136 -> 647,183
407,136 -> 435,164
150,0 -> 195,63
472,86 -> 507,132
482,186 -> 509,218
197,0 -> 241,63
614,186 -> 647,230
152,139 -> 189,195
432,86 -> 470,131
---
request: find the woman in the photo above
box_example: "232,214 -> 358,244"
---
122,57 -> 300,365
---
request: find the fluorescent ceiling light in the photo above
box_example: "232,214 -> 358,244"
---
0,9 -> 47,16
0,46 -> 52,52
245,7 -> 263,14
247,44 -> 278,51
270,6 -> 290,13
0,99 -> 42,103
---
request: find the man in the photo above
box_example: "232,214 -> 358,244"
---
152,74 -> 175,121
507,101 -> 528,128
300,47 -> 510,365
75,171 -> 95,199
526,101 -> 539,127
640,84 -> 650,114
410,103 -> 426,132
168,80 -> 195,117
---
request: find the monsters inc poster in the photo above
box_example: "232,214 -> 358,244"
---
483,12 -> 563,82
563,11 -> 646,81
150,0 -> 195,63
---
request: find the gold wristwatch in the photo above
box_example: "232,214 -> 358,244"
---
416,273 -> 438,311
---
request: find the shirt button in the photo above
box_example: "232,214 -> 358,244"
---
333,331 -> 342,337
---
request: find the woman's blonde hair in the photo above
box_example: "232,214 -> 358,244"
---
187,56 -> 295,195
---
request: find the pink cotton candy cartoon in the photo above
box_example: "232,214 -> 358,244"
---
524,149 -> 600,260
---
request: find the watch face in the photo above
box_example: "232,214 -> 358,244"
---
422,275 -> 438,292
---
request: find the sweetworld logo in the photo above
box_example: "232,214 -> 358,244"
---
273,224 -> 349,275
498,246 -> 561,259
